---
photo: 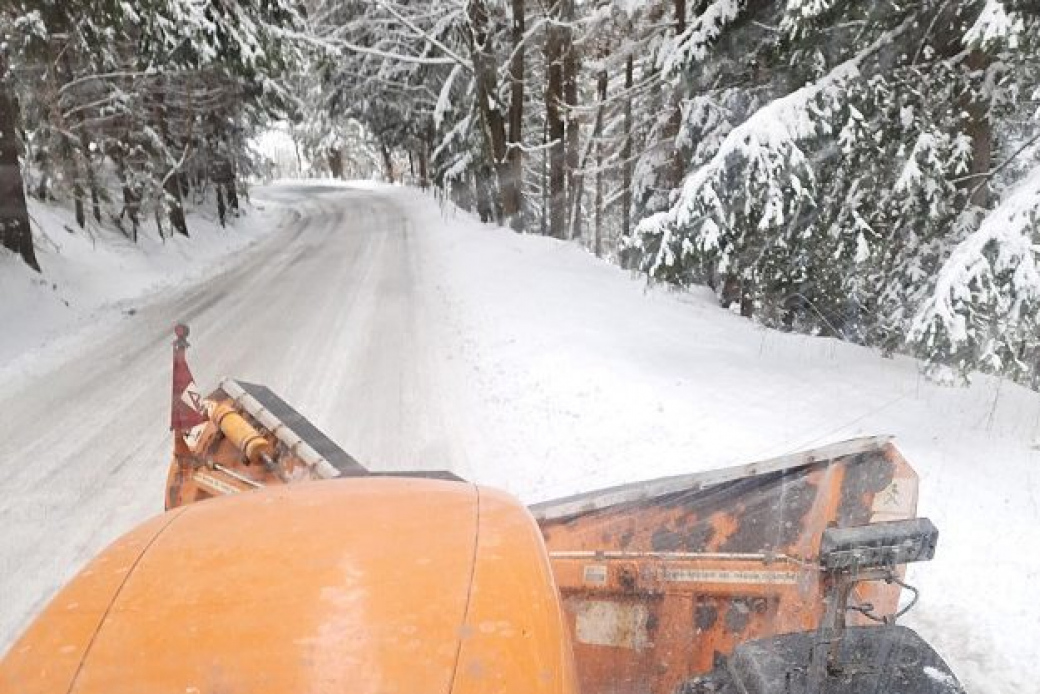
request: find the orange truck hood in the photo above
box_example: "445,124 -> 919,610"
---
1,478 -> 576,694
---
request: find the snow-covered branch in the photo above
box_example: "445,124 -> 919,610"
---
658,0 -> 745,74
633,19 -> 911,277
910,164 -> 1040,373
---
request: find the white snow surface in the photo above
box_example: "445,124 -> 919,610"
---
0,183 -> 1037,694
0,197 -> 286,378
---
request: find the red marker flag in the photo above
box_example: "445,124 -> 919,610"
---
171,324 -> 207,431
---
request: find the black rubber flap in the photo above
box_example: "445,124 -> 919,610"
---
729,625 -> 965,694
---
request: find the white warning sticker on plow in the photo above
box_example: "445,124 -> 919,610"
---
184,422 -> 207,448
574,600 -> 650,650
193,472 -> 242,497
663,568 -> 799,584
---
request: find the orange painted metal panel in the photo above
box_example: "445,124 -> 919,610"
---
5,480 -> 477,694
0,512 -> 183,694
539,442 -> 920,694
452,487 -> 579,694
2,478 -> 581,694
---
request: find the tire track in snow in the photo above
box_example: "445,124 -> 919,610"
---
0,184 -> 463,652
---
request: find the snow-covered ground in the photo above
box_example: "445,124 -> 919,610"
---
0,182 -> 1035,694
403,186 -> 1037,694
0,196 -> 286,379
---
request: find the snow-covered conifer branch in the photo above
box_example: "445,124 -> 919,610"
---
910,163 -> 1040,374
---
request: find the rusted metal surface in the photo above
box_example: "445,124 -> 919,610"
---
537,439 -> 919,694
166,378 -> 460,509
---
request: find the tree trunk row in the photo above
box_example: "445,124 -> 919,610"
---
0,53 -> 39,271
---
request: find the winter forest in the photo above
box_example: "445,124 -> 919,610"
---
3,1 -> 1040,385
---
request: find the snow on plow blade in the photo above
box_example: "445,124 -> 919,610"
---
533,436 -> 920,694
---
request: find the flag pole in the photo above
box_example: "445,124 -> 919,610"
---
172,323 -> 191,433
169,323 -> 206,509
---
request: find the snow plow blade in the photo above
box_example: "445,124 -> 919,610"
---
167,376 -> 460,508
533,437 -> 921,694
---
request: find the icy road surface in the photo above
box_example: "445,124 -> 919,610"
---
0,184 -> 469,653
1,182 -> 1037,694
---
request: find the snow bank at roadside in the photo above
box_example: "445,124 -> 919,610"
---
0,196 -> 286,378
384,185 -> 1037,694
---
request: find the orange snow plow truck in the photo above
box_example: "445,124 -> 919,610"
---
1,325 -> 965,694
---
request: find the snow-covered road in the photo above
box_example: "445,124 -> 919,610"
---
1,182 -> 1037,694
0,183 -> 468,651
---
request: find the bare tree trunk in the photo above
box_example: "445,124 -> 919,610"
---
965,49 -> 992,208
467,0 -> 515,226
453,174 -> 474,212
929,6 -> 992,209
545,1 -> 567,239
0,56 -> 40,271
741,277 -> 755,318
664,0 -> 687,190
60,52 -> 103,226
541,116 -> 549,235
562,0 -> 580,240
115,145 -> 140,241
621,53 -> 634,243
154,86 -> 189,237
72,164 -> 85,227
89,170 -> 101,223
722,273 -> 754,317
33,142 -> 51,201
328,147 -> 344,179
418,139 -> 429,190
165,173 -> 189,236
474,166 -> 495,221
78,114 -> 102,225
61,115 -> 86,229
58,92 -> 85,228
506,0 -> 526,230
593,67 -> 607,258
225,151 -> 240,214
216,182 -> 227,227
381,141 -> 395,183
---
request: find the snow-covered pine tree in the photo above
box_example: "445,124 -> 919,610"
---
1,0 -> 307,258
910,4 -> 1040,380
624,0 -> 1040,367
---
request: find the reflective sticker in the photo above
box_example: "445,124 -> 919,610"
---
193,471 -> 242,497
184,422 -> 207,448
663,568 -> 799,584
583,564 -> 608,585
871,475 -> 916,521
180,381 -> 204,413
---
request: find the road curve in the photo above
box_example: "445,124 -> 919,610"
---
0,184 -> 468,651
